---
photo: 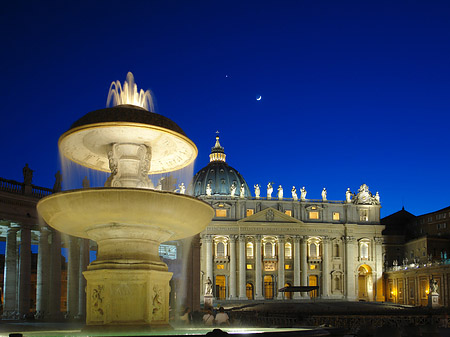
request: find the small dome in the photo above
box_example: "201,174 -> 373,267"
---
190,135 -> 251,197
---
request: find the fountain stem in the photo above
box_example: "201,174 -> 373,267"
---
105,143 -> 154,189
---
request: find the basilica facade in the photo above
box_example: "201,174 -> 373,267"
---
191,136 -> 385,303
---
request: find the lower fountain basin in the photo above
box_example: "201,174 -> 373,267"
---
37,187 -> 214,242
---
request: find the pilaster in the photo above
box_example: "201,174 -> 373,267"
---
277,235 -> 285,299
254,235 -> 264,300
238,235 -> 247,300
228,235 -> 237,299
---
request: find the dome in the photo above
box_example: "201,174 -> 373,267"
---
190,136 -> 252,197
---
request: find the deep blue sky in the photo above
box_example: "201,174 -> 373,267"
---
1,1 -> 450,218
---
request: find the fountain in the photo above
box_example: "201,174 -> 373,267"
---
37,73 -> 214,329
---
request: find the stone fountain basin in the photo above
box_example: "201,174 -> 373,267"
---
37,187 -> 214,242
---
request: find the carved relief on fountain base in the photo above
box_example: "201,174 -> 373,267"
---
84,269 -> 172,326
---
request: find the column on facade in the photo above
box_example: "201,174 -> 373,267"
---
77,238 -> 90,319
374,237 -> 384,301
344,236 -> 357,300
293,235 -> 301,299
254,235 -> 264,300
277,235 -> 285,299
238,235 -> 247,300
300,236 -> 309,298
18,226 -> 31,318
2,226 -> 19,318
67,235 -> 80,318
49,228 -> 62,320
36,226 -> 51,319
203,235 -> 214,296
228,235 -> 237,299
322,236 -> 330,298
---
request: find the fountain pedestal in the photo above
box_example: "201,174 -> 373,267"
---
84,269 -> 172,326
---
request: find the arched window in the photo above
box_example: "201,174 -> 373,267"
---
214,236 -> 228,258
264,242 -> 273,258
309,243 -> 318,258
359,239 -> 370,260
285,242 -> 292,259
217,242 -> 225,257
246,242 -> 254,258
307,237 -> 321,258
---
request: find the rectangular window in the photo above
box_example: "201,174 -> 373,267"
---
333,212 -> 340,220
285,264 -> 292,270
360,209 -> 369,222
246,209 -> 254,217
310,264 -> 316,270
309,211 -> 319,220
285,210 -> 292,216
215,209 -> 227,217
246,264 -> 253,270
217,264 -> 225,269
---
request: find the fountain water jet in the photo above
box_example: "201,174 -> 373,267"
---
37,74 -> 214,329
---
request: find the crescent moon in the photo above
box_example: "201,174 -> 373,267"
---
256,96 -> 262,101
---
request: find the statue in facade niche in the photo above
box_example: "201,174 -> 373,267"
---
254,184 -> 260,199
267,182 -> 273,199
300,186 -> 307,201
345,188 -> 352,203
277,185 -> 283,200
321,188 -> 327,201
206,183 -> 212,196
240,183 -> 245,198
230,182 -> 236,197
291,186 -> 298,201
23,163 -> 33,185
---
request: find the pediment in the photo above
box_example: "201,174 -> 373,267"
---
238,207 -> 304,224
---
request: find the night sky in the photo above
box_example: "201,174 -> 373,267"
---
1,1 -> 450,218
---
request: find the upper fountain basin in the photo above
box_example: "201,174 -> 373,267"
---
37,188 -> 214,241
59,105 -> 197,174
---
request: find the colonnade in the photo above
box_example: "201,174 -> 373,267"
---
201,234 -> 332,300
2,224 -> 90,320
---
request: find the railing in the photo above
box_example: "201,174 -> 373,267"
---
32,186 -> 53,198
202,194 -> 345,203
0,177 -> 53,199
0,177 -> 24,194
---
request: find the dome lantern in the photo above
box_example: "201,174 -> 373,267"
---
209,134 -> 226,163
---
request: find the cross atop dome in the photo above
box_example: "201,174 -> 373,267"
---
210,132 -> 226,162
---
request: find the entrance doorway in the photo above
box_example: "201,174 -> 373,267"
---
357,264 -> 373,301
309,275 -> 318,298
264,275 -> 274,299
246,283 -> 254,300
215,275 -> 226,299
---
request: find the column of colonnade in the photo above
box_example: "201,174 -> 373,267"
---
36,226 -> 51,318
3,225 -> 19,318
1,224 -> 91,321
254,235 -> 264,300
18,226 -> 32,318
